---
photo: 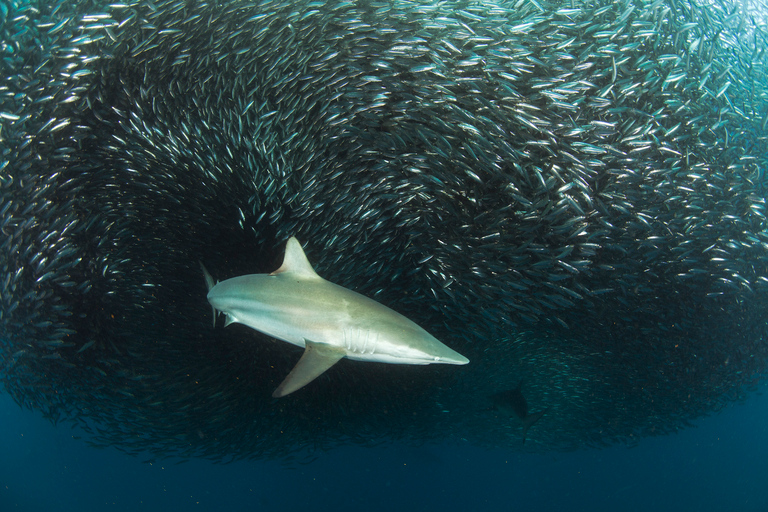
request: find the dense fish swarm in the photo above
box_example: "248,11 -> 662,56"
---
2,0 -> 768,460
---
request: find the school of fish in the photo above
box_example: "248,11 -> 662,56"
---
1,0 -> 767,460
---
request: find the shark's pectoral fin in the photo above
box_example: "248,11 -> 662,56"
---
272,341 -> 346,398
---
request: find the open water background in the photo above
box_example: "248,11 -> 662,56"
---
2,0 -> 768,510
2,385 -> 766,512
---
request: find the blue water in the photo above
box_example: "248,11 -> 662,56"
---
2,387 -> 766,512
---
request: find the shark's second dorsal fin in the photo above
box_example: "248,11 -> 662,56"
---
270,237 -> 321,280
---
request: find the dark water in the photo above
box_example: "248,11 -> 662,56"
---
3,0 -> 768,508
2,387 -> 766,512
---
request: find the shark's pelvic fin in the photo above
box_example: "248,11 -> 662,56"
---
199,261 -> 217,327
269,237 -> 321,279
272,340 -> 346,398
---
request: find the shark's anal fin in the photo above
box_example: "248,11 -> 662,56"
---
272,340 -> 346,398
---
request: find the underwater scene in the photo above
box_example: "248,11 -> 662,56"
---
1,0 -> 768,509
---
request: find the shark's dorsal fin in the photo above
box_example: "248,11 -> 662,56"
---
272,340 -> 346,397
270,237 -> 321,280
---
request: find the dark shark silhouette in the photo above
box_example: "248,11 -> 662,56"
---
490,381 -> 549,444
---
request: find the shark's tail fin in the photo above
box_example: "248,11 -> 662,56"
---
199,261 -> 217,327
521,407 -> 549,445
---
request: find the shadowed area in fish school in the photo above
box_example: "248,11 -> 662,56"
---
1,389 -> 767,511
2,0 -> 768,463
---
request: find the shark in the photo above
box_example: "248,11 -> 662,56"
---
490,381 -> 549,444
201,237 -> 469,397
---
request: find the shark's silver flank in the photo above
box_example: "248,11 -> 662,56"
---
201,237 -> 469,397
